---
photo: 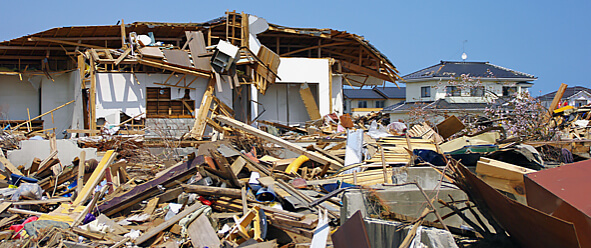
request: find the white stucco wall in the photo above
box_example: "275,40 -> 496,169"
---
95,73 -> 210,123
253,58 -> 343,124
405,79 -> 530,103
39,72 -> 79,138
0,75 -> 40,121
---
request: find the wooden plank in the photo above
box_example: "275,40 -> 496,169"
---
135,203 -> 203,245
72,150 -> 116,206
114,48 -> 131,66
10,100 -> 75,131
0,153 -> 23,176
188,213 -> 221,248
548,83 -> 568,115
215,115 -> 342,169
77,151 -> 86,195
299,83 -> 321,120
143,197 -> 159,216
0,202 -> 12,214
11,197 -> 70,206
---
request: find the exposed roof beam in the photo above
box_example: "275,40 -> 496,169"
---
0,55 -> 69,60
0,46 -> 70,51
280,41 -> 354,56
28,37 -> 108,49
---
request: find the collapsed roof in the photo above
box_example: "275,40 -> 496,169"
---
0,12 -> 400,85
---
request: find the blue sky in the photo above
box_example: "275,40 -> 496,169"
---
1,0 -> 589,95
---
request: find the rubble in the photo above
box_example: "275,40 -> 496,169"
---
0,10 -> 589,248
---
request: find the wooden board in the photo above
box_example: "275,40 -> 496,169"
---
162,50 -> 192,67
299,83 -> 321,120
476,158 -> 535,196
185,31 -> 211,71
435,115 -> 465,140
0,153 -> 23,176
188,214 -> 221,248
72,150 -> 116,206
548,83 -> 568,116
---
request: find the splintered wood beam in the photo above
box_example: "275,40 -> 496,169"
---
215,115 -> 343,169
189,78 -> 215,140
548,83 -> 568,115
28,37 -> 108,50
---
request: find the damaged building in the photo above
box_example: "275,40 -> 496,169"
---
0,11 -> 400,139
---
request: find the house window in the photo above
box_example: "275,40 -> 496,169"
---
575,100 -> 588,107
146,87 -> 194,118
471,86 -> 485,97
421,86 -> 431,98
446,86 -> 461,96
357,101 -> 367,108
503,86 -> 518,96
375,100 -> 385,108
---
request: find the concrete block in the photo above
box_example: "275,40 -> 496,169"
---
364,218 -> 458,248
7,139 -> 97,169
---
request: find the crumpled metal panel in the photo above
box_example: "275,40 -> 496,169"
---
525,159 -> 591,248
458,164 -> 581,248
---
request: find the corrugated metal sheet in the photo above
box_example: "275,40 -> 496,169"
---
457,163 -> 581,248
525,159 -> 591,248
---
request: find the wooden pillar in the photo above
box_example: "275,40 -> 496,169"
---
120,19 -> 126,49
89,55 -> 97,132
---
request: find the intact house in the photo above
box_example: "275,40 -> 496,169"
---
537,86 -> 591,109
343,86 -> 405,116
0,11 -> 400,139
383,61 -> 537,123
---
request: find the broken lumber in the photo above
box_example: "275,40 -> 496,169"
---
98,155 -> 205,216
215,115 -> 342,169
72,150 -> 117,207
135,203 -> 203,245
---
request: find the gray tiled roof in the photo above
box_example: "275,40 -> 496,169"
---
343,87 -> 406,99
374,87 -> 406,99
402,61 -> 536,81
383,99 -> 489,113
537,86 -> 591,101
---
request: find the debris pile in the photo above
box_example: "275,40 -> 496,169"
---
0,10 -> 589,248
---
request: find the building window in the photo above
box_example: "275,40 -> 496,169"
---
146,87 -> 194,118
503,86 -> 518,96
446,86 -> 461,96
471,86 -> 485,97
575,100 -> 588,107
421,86 -> 431,98
375,100 -> 385,108
357,101 -> 367,108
